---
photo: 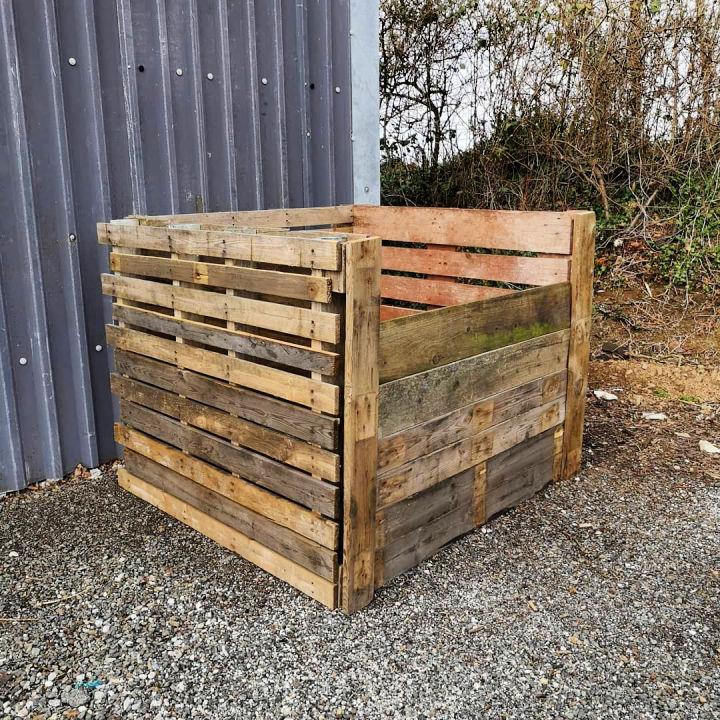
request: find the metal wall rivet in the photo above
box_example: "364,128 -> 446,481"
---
335,86 -> 341,93
261,77 -> 268,85
364,186 -> 370,193
68,57 -> 77,67
68,233 -> 76,242
206,72 -> 214,81
306,131 -> 311,137
95,345 -> 103,352
19,357 -> 27,365
176,68 -> 183,76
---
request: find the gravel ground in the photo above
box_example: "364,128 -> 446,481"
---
1,377 -> 719,719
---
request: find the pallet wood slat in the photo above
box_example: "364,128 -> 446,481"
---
125,451 -> 337,580
114,350 -> 338,449
562,212 -> 596,478
116,425 -> 337,548
112,374 -> 340,481
381,274 -> 514,307
378,371 -> 567,472
485,429 -> 555,519
376,468 -> 475,550
353,205 -> 574,254
120,401 -> 339,518
119,470 -> 336,607
106,325 -> 340,414
98,223 -> 343,270
377,398 -> 565,510
379,305 -> 422,321
110,252 -> 333,302
133,204 -> 354,229
381,246 -> 570,287
103,204 -> 593,612
379,329 -> 570,437
379,282 -> 571,382
112,305 -> 338,375
341,237 -> 381,614
102,274 -> 340,344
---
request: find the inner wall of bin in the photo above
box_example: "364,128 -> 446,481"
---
347,207 -> 575,321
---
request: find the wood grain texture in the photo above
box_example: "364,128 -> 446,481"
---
133,205 -> 353,229
352,205 -> 573,254
376,468 -> 475,550
380,501 -> 474,583
381,246 -> 570,287
125,451 -> 337,580
112,374 -> 340,481
114,351 -> 338,449
377,399 -> 565,509
341,237 -> 381,614
112,304 -> 338,375
379,329 -> 570,437
106,325 -> 340,414
119,470 -> 336,608
562,212 -> 596,478
378,371 -> 567,473
119,401 -> 339,518
110,252 -> 333,302
98,223 -> 343,270
380,274 -> 513,307
485,428 -> 556,518
102,274 -> 340,343
378,283 -> 571,382
116,425 -> 338,548
379,305 -> 422,321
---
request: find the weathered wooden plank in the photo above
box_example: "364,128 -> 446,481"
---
562,211 -> 596,479
379,305 -> 422,321
377,399 -> 565,509
125,451 -> 337,580
116,425 -> 338,548
112,305 -> 338,376
119,470 -> 336,608
353,205 -> 574,254
381,274 -> 513,307
378,371 -> 567,472
102,274 -> 340,344
110,252 -> 333,302
98,223 -> 343,270
341,237 -> 381,614
119,400 -> 339,518
486,428 -> 555,518
376,468 -> 475,549
379,283 -> 571,382
379,329 -> 570,437
380,502 -> 475,584
133,205 -> 353,229
381,246 -> 570,287
106,325 -> 339,414
114,351 -> 339,449
112,374 -> 339,482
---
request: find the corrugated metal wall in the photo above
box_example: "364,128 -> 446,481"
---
0,0 -> 379,492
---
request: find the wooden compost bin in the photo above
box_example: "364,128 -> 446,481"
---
99,204 -> 595,613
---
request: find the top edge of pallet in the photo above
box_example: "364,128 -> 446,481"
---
127,205 -> 354,228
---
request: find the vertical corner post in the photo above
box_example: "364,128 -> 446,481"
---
341,236 -> 381,613
561,211 -> 596,479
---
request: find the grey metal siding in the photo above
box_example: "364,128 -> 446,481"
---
0,0 -> 379,492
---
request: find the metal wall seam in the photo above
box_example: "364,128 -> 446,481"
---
0,0 -> 63,483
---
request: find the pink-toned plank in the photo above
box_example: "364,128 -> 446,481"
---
353,205 -> 573,254
381,274 -> 515,307
380,305 -> 423,322
382,246 -> 569,286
